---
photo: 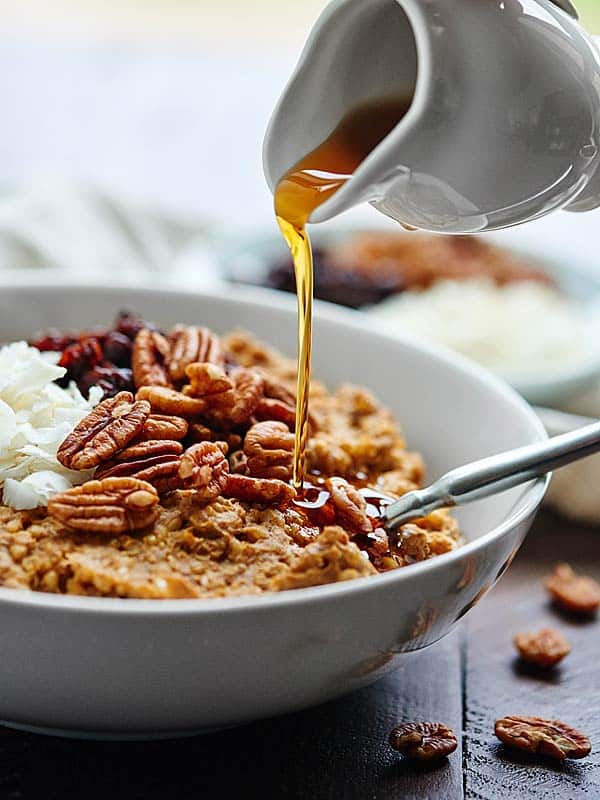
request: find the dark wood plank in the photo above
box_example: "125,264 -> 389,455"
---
464,512 -> 600,799
0,631 -> 463,800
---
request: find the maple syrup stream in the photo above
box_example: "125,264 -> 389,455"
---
273,97 -> 412,497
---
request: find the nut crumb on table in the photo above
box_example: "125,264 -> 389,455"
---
545,563 -> 600,616
494,715 -> 591,761
388,721 -> 458,761
513,627 -> 570,668
0,317 -> 462,599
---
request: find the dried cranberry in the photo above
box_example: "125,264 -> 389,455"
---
115,311 -> 157,341
102,332 -> 132,367
57,337 -> 104,384
80,366 -> 134,399
29,330 -> 77,352
261,248 -> 404,309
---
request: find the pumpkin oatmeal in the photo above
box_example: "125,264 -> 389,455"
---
0,313 -> 461,599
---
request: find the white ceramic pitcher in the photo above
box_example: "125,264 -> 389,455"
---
264,0 -> 600,233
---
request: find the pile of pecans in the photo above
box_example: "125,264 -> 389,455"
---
42,317 -> 380,540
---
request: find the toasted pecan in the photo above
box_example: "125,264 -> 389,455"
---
140,414 -> 189,441
513,628 -> 570,668
223,474 -> 296,505
136,386 -> 207,418
179,442 -> 229,502
326,477 -> 373,534
389,722 -> 458,761
95,439 -> 183,494
168,325 -> 224,382
545,563 -> 600,615
48,477 -> 159,534
244,421 -> 294,481
132,328 -> 172,388
494,716 -> 591,760
57,392 -> 150,471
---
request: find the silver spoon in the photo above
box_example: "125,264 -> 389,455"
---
384,419 -> 600,530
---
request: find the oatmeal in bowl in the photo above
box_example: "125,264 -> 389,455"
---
0,311 -> 460,599
0,285 -> 547,736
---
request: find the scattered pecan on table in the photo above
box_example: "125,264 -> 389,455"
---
48,477 -> 159,535
545,563 -> 600,616
388,721 -> 458,761
494,716 -> 591,760
57,392 -> 150,470
513,628 -> 570,668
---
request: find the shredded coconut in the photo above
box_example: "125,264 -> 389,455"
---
0,342 -> 101,509
369,279 -> 593,379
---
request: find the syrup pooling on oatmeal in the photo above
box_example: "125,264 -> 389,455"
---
274,97 -> 412,488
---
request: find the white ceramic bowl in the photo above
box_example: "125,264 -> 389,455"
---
0,284 -> 547,739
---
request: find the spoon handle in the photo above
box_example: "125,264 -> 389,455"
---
384,420 -> 600,530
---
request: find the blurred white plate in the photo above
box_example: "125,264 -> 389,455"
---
216,227 -> 600,407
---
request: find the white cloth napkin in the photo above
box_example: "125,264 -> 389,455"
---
0,179 -> 220,287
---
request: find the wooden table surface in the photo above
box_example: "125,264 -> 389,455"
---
0,510 -> 597,800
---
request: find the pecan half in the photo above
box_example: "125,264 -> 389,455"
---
326,477 -> 373,534
185,362 -> 233,398
168,325 -> 224,382
48,477 -> 159,534
389,722 -> 458,761
185,364 -> 264,429
244,420 -> 294,480
57,392 -> 150,470
136,386 -> 207,418
132,328 -> 171,388
141,414 -> 189,441
224,474 -> 296,505
514,628 -> 570,668
261,374 -> 296,407
253,397 -> 296,430
545,563 -> 600,615
178,442 -> 229,502
227,368 -> 264,426
95,439 -> 183,494
494,716 -> 591,760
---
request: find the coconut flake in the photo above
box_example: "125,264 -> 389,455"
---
3,471 -> 73,510
0,342 -> 100,508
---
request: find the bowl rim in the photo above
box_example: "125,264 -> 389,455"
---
0,281 -> 549,615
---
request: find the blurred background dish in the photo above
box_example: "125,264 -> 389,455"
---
221,227 -> 600,406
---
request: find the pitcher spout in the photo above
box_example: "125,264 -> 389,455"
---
263,0 -> 425,214
264,0 -> 600,234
